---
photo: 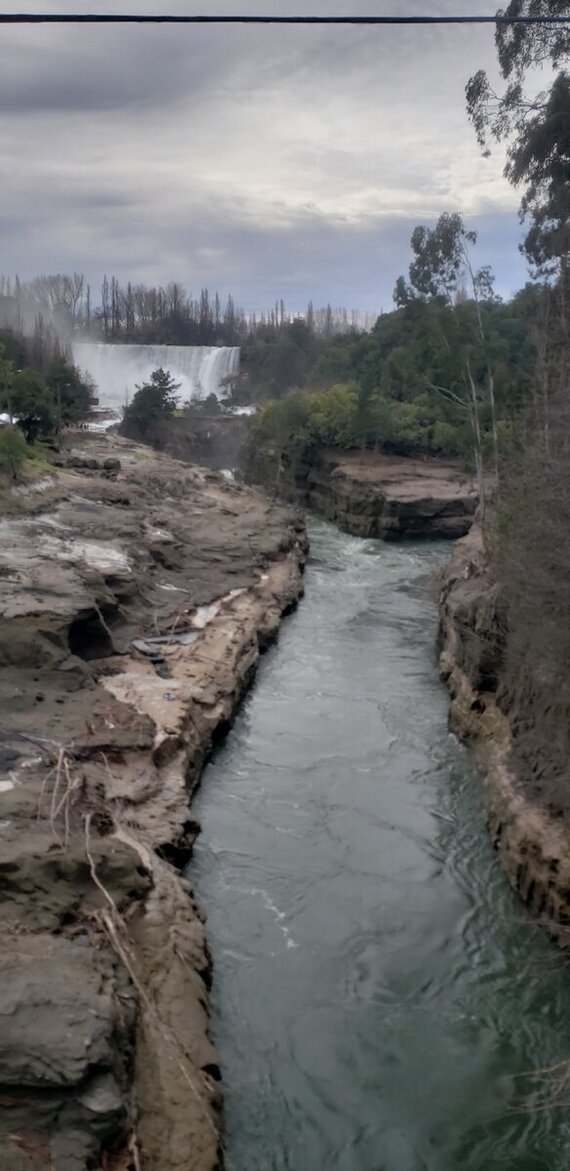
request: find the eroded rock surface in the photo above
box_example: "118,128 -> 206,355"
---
438,526 -> 570,942
0,433 -> 307,1170
296,450 -> 477,539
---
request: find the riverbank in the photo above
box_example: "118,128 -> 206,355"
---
0,433 -> 306,1171
276,449 -> 478,540
438,525 -> 570,943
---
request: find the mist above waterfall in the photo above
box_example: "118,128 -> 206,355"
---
72,343 -> 240,412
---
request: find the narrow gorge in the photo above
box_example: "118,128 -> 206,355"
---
2,428 -> 568,1171
191,519 -> 570,1171
1,2 -> 568,1165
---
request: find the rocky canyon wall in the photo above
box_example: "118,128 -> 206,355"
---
438,526 -> 570,943
0,434 -> 306,1171
281,449 -> 478,540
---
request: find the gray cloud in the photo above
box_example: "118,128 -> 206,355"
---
0,0 -> 529,312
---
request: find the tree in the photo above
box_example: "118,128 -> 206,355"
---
184,392 -> 221,416
11,369 -> 55,443
466,0 -> 570,275
101,275 -> 110,339
0,424 -> 28,480
507,72 -> 570,274
467,2 -> 569,466
258,336 -> 309,397
45,357 -> 94,434
309,384 -> 359,446
393,276 -> 416,308
0,343 -> 14,420
122,368 -> 180,437
29,273 -> 85,324
395,214 -> 502,508
406,213 -> 477,302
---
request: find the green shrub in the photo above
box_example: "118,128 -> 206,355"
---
11,369 -> 55,443
0,424 -> 28,479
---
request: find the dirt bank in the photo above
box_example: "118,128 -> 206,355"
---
283,449 -> 478,540
438,526 -> 570,943
0,433 -> 307,1171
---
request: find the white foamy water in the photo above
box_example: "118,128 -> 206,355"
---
72,342 -> 240,411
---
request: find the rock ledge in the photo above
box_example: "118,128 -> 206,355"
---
438,525 -> 570,943
0,433 -> 307,1171
297,449 -> 478,539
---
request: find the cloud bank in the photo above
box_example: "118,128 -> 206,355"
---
0,0 -> 529,312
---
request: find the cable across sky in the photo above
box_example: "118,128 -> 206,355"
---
0,12 -> 569,26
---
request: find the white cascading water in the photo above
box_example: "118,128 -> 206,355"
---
72,342 -> 240,412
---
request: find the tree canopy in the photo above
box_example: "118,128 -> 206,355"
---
10,369 -> 56,443
0,338 -> 95,444
0,424 -> 28,480
122,368 -> 181,438
45,356 -> 94,429
466,0 -> 570,275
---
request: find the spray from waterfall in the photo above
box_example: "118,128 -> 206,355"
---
72,342 -> 240,413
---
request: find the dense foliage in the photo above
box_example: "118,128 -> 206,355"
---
460,3 -> 570,795
121,368 -> 181,438
467,0 -> 570,275
0,327 -> 94,447
0,424 -> 28,479
246,274 -> 539,479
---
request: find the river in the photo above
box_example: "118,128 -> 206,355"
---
191,520 -> 570,1171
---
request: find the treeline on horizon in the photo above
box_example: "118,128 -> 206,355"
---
0,273 -> 377,349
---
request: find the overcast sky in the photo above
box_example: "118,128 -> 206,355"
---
0,0 -> 530,314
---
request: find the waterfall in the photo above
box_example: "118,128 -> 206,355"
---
72,343 -> 241,412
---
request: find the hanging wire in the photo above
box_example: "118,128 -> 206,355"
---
0,12 -> 569,26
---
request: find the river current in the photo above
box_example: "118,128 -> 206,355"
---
191,520 -> 570,1171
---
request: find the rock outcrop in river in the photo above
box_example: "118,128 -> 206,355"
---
0,434 -> 306,1171
438,525 -> 570,943
282,449 -> 478,540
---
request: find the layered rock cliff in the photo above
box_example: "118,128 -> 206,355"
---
284,449 -> 478,540
438,526 -> 570,943
0,433 -> 307,1171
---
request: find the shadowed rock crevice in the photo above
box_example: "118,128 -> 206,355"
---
68,610 -> 115,661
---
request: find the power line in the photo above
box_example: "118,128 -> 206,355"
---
0,13 -> 569,26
